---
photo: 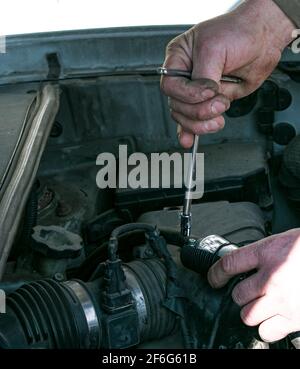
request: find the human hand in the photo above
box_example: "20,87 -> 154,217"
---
208,229 -> 300,343
161,0 -> 295,148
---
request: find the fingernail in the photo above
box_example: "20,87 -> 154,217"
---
211,101 -> 226,114
204,121 -> 220,132
202,89 -> 215,100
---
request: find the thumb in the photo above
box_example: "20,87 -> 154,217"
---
192,44 -> 224,82
192,45 -> 245,100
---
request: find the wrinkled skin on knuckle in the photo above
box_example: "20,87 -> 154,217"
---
220,253 -> 235,276
170,100 -> 207,122
195,106 -> 206,121
193,103 -> 213,121
232,288 -> 244,307
160,77 -> 175,98
185,81 -> 219,103
232,283 -> 248,307
183,122 -> 202,136
165,33 -> 192,68
258,233 -> 294,267
190,124 -> 202,135
166,33 -> 188,54
186,88 -> 204,103
232,273 -> 265,308
193,123 -> 210,135
165,38 -> 180,54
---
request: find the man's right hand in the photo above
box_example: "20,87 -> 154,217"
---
161,0 -> 295,148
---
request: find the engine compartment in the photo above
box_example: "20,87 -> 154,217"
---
1,26 -> 300,349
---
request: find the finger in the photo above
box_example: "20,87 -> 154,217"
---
169,94 -> 230,121
171,111 -> 225,135
220,81 -> 249,101
161,77 -> 219,104
208,244 -> 260,289
259,315 -> 293,343
177,124 -> 194,148
179,131 -> 195,148
232,272 -> 267,306
240,296 -> 278,327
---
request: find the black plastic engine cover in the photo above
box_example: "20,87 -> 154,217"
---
138,201 -> 266,246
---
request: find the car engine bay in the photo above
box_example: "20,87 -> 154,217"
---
1,26 -> 300,349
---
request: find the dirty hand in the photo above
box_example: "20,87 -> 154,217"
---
161,0 -> 295,148
208,229 -> 300,343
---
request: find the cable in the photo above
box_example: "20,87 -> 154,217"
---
207,276 -> 243,349
108,223 -> 156,261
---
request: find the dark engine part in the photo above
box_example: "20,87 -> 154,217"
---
0,279 -> 99,349
138,201 -> 267,245
0,207 -> 268,350
180,235 -> 257,348
115,143 -> 272,218
123,259 -> 177,342
0,225 -> 178,349
280,135 -> 300,208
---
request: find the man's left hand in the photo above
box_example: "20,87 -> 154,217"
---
208,229 -> 300,342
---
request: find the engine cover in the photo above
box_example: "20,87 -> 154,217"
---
138,201 -> 266,246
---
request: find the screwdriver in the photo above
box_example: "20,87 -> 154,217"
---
157,68 -> 242,84
157,67 -> 242,237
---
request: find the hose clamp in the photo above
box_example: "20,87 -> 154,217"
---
65,280 -> 100,348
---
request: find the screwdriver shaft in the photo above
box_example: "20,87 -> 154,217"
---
157,67 -> 241,237
183,135 -> 199,216
157,67 -> 242,84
